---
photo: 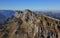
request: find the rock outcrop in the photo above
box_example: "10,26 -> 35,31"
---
0,9 -> 60,38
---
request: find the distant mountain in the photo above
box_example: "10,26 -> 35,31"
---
0,13 -> 6,24
44,12 -> 60,20
0,10 -> 15,18
0,10 -> 15,24
34,11 -> 60,20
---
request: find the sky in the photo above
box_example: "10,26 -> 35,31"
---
0,0 -> 60,11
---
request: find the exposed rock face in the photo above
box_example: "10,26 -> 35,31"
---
0,9 -> 60,38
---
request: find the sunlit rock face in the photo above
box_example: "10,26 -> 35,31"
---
0,9 -> 60,38
0,9 -> 39,38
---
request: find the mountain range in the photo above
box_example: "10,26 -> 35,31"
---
0,10 -> 60,24
0,10 -> 15,24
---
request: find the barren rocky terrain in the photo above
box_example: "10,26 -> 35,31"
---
0,9 -> 60,38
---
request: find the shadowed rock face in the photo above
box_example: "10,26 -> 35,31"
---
0,9 -> 60,38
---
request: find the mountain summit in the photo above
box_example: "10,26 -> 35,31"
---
0,9 -> 60,38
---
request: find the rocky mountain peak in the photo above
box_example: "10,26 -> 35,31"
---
0,9 -> 60,38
